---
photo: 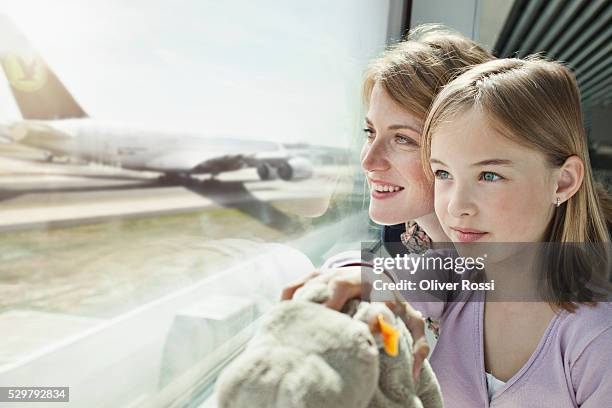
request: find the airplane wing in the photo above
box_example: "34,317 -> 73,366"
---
144,148 -> 313,181
144,151 -> 247,174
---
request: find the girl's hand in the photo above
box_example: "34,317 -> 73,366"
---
385,300 -> 430,381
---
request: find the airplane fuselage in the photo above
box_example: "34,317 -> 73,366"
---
7,119 -> 288,175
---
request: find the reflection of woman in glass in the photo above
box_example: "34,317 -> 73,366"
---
282,25 -> 493,376
414,57 -> 612,406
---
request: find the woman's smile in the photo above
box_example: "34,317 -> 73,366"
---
368,178 -> 405,200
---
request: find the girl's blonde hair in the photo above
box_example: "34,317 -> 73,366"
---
362,24 -> 494,120
421,58 -> 611,309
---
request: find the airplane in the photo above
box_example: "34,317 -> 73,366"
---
0,15 -> 313,183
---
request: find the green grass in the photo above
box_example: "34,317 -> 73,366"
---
0,189 -> 366,318
0,207 -> 295,318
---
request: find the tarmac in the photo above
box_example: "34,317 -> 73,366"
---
0,145 -> 349,231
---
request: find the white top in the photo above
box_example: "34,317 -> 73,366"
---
486,371 -> 506,400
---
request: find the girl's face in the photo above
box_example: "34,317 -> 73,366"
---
361,82 -> 434,225
430,108 -> 557,243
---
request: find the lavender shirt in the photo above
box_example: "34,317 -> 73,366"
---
323,251 -> 612,407
415,293 -> 612,407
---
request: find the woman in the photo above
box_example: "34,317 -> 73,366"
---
281,25 -> 493,378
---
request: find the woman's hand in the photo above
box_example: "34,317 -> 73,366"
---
280,268 -> 429,380
280,267 -> 363,310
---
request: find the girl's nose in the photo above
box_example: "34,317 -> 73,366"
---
447,183 -> 478,218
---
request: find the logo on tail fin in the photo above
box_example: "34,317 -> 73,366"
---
3,53 -> 47,92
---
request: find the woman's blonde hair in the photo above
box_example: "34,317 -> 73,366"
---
362,24 -> 494,120
421,58 -> 612,309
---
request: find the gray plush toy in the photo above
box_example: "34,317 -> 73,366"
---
215,281 -> 443,408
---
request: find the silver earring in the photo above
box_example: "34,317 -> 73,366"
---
556,197 -> 561,207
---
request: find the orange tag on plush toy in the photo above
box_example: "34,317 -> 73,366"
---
377,314 -> 399,357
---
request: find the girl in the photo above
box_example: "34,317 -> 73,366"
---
419,57 -> 612,407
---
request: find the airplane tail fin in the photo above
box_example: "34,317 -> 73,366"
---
0,14 -> 87,120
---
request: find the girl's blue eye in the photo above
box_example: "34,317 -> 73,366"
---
434,170 -> 451,180
480,172 -> 502,182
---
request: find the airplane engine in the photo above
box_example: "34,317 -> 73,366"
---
256,162 -> 278,180
277,157 -> 313,181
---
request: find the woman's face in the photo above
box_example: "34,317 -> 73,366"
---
361,82 -> 434,225
429,108 -> 557,244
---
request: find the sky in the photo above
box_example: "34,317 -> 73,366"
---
0,0 -> 390,147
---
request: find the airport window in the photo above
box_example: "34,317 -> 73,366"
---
0,0 -> 399,405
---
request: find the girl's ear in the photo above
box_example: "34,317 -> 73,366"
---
554,155 -> 584,205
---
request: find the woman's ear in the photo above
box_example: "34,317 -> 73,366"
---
554,155 -> 584,205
